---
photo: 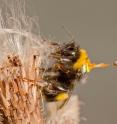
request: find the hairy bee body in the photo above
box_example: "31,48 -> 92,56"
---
41,41 -> 109,104
42,42 -> 83,102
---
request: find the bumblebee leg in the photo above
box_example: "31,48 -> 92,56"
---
54,63 -> 63,70
53,92 -> 70,109
57,92 -> 72,109
57,98 -> 70,110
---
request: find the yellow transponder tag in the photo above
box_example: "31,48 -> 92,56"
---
55,92 -> 69,101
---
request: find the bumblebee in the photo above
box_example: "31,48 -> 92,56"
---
42,42 -> 109,103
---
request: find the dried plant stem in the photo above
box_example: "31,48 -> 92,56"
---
0,55 -> 44,124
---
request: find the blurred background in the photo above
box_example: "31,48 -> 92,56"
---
28,0 -> 117,124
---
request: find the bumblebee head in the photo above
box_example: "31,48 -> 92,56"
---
56,42 -> 80,63
73,49 -> 109,73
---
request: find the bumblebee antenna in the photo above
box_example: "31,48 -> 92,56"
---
62,25 -> 75,42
